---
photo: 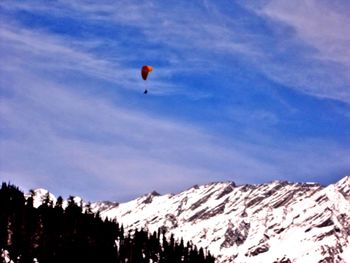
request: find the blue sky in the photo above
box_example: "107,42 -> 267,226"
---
1,0 -> 349,201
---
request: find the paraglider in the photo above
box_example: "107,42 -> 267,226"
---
141,65 -> 153,94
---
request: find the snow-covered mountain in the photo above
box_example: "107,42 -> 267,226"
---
30,176 -> 350,262
25,188 -> 83,209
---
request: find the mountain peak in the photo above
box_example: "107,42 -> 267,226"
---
25,188 -> 57,208
334,175 -> 350,198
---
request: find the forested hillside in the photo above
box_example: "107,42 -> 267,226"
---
0,183 -> 215,263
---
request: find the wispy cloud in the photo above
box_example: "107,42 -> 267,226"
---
2,67 -> 348,200
261,0 -> 350,67
0,67 -> 278,200
1,0 -> 349,201
2,0 -> 257,66
2,0 -> 350,102
0,24 -> 143,90
244,0 -> 350,103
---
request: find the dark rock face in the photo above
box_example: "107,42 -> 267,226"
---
189,194 -> 212,210
188,208 -> 207,222
316,218 -> 334,228
337,213 -> 350,235
273,256 -> 292,263
164,213 -> 178,228
221,221 -> 250,248
272,191 -> 297,208
335,176 -> 350,198
246,243 -> 270,257
188,201 -> 228,222
274,227 -> 285,234
246,196 -> 265,208
216,183 -> 236,200
198,201 -> 227,220
141,191 -> 161,204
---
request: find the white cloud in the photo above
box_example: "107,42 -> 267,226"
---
0,67 -> 281,200
246,0 -> 350,103
0,24 -> 131,84
2,0 -> 256,63
2,0 -> 350,103
1,0 -> 349,201
4,54 -> 345,200
2,68 -> 349,200
261,0 -> 350,66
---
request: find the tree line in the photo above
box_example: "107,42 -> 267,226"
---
0,182 -> 215,263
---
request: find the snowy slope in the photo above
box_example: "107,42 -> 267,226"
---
92,176 -> 350,263
24,188 -> 57,208
27,176 -> 350,262
25,188 -> 84,209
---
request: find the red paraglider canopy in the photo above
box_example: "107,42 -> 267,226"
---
141,65 -> 153,80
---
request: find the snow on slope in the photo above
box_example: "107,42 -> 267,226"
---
92,176 -> 350,263
1,249 -> 14,263
25,188 -> 84,209
26,176 -> 350,262
25,188 -> 57,208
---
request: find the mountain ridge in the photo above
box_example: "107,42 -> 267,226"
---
29,176 -> 350,262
